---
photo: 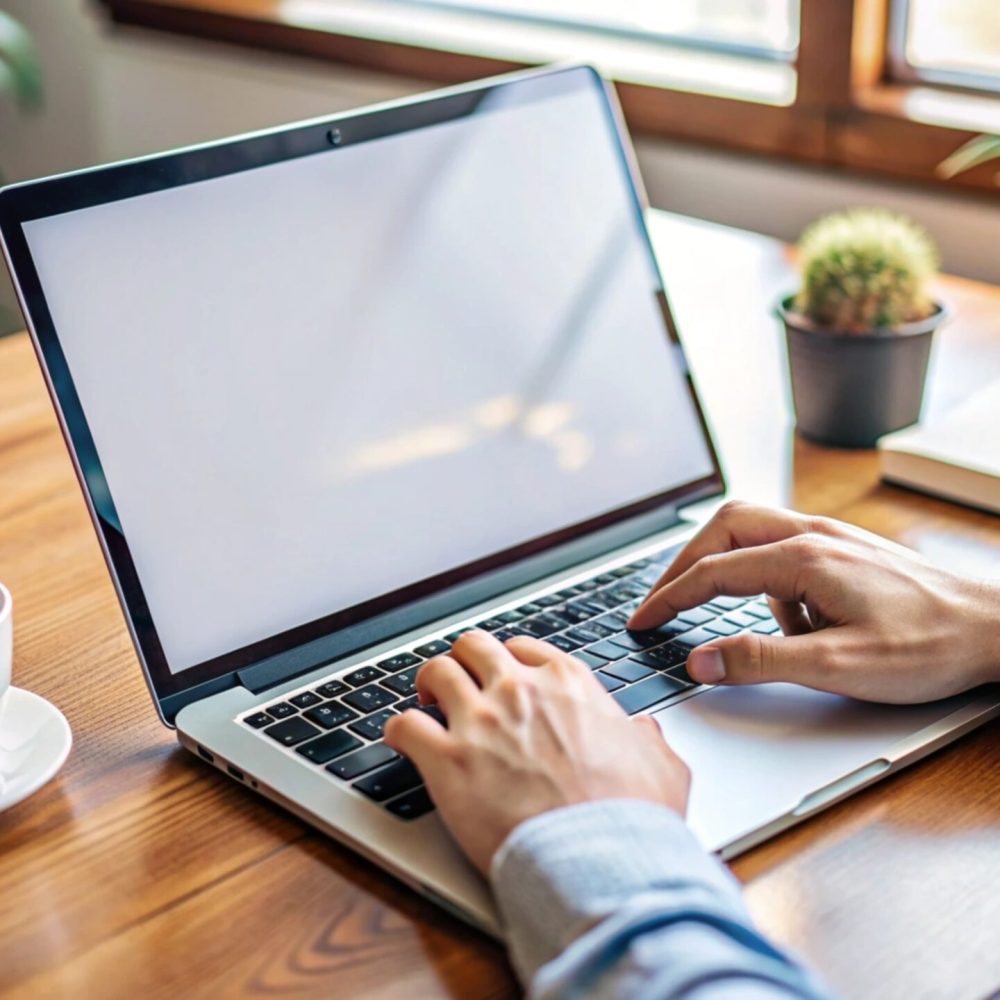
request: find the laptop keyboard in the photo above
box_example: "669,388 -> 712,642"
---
238,546 -> 781,820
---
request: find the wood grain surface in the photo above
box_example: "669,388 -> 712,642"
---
1,213 -> 998,1000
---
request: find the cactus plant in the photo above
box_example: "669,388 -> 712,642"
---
793,208 -> 940,333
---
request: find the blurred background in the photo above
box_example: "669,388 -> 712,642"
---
1,0 -> 998,336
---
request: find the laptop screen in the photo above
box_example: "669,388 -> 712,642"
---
16,69 -> 716,680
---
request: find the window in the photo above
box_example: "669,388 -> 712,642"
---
890,0 -> 1000,93
411,0 -> 800,60
101,0 -> 1000,195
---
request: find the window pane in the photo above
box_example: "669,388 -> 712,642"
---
904,0 -> 1000,84
413,0 -> 799,58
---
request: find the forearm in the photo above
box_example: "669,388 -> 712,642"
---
491,801 -> 833,1000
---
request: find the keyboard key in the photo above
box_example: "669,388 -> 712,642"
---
594,573 -> 617,585
752,620 -> 782,634
548,634 -> 584,653
724,611 -> 760,629
602,659 -> 655,683
743,604 -> 772,621
666,663 -> 697,686
606,631 -> 661,652
304,702 -> 358,729
593,611 -> 629,632
343,684 -> 398,713
516,602 -> 544,615
673,627 -> 719,649
376,652 -> 422,672
476,617 -> 506,631
565,599 -> 606,618
349,708 -> 398,741
613,675 -> 688,715
584,639 -> 630,661
344,665 -> 386,687
266,702 -> 297,720
705,619 -> 741,636
516,616 -> 560,638
595,671 -> 625,692
558,605 -> 594,625
264,717 -> 321,747
296,728 -> 362,764
609,566 -> 635,578
327,741 -> 400,780
396,695 -> 420,711
386,786 -> 435,820
493,628 -> 518,642
290,691 -> 323,709
655,619 -> 695,637
353,758 -> 422,801
496,610 -> 525,624
556,586 -> 584,600
676,606 -> 715,627
534,594 -> 563,607
314,679 -> 349,699
413,640 -> 451,658
707,596 -> 748,611
631,644 -> 688,670
583,590 -> 622,611
566,623 -> 614,644
381,665 -> 420,697
243,712 -> 273,729
574,651 -> 608,670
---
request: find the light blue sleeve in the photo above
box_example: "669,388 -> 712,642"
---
489,799 -> 835,1000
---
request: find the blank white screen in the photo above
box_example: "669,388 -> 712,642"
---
24,74 -> 714,673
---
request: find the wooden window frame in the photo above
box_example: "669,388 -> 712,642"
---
99,0 -> 1000,197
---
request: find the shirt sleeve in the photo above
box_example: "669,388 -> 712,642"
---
489,799 -> 835,1000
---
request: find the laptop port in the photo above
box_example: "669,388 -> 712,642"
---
227,764 -> 245,781
197,745 -> 214,763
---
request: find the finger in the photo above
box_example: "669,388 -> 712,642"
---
448,629 -> 518,686
767,596 -> 814,636
686,633 -> 837,692
504,635 -> 560,667
383,709 -> 450,777
629,538 -> 811,630
415,655 -> 481,717
640,503 -> 817,603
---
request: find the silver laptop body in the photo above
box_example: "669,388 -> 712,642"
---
2,65 -> 996,935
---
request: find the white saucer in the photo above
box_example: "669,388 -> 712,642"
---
0,686 -> 72,812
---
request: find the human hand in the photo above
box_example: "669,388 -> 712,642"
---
382,630 -> 690,874
628,501 -> 1000,703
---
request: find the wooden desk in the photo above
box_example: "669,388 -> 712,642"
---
1,213 -> 998,1000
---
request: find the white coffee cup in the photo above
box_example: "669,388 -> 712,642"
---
0,583 -> 11,722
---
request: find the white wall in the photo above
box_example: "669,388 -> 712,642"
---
1,0 -> 998,334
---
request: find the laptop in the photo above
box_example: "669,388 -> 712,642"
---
2,64 -> 997,934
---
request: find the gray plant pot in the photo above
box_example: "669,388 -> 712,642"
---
778,296 -> 947,448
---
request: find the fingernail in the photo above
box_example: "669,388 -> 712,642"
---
691,648 -> 726,684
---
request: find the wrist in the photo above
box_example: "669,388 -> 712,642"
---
962,578 -> 1000,686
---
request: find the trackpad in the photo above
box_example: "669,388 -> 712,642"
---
652,683 -> 970,854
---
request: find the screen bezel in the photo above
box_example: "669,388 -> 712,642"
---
0,65 -> 724,722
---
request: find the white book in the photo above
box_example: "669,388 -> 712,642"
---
878,380 -> 1000,515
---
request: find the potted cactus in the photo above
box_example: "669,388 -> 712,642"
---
777,208 -> 946,448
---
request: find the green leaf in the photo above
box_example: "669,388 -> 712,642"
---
936,134 -> 1000,181
0,12 -> 43,110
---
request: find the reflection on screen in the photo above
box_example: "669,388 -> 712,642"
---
23,71 -> 714,673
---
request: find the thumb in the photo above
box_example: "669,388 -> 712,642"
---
687,632 -> 833,690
